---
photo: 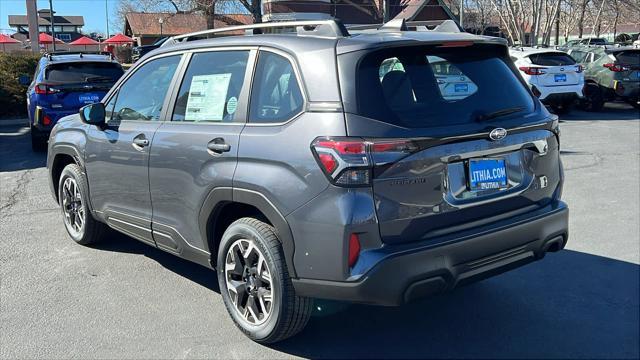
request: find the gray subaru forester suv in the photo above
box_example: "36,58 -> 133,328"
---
47,19 -> 569,343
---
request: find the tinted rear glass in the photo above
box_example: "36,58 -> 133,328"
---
528,52 -> 576,66
353,45 -> 534,128
614,50 -> 640,65
46,62 -> 124,83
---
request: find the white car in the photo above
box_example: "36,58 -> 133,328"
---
510,47 -> 584,113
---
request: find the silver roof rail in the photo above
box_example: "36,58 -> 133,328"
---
348,19 -> 462,33
169,20 -> 350,43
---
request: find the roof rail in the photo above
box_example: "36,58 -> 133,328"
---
348,19 -> 462,33
45,51 -> 114,60
168,20 -> 350,44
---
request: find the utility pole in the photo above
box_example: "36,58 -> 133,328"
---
25,0 -> 39,53
555,2 -> 560,46
105,0 -> 110,38
459,0 -> 464,29
48,0 -> 56,51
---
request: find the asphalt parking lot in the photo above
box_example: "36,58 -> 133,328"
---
1,104 -> 638,359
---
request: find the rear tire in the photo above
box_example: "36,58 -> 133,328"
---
58,164 -> 109,245
217,217 -> 313,344
551,102 -> 573,115
581,83 -> 604,112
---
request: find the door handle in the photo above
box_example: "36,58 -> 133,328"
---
207,138 -> 231,154
132,134 -> 149,148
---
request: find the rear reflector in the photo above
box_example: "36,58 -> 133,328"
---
42,114 -> 52,126
348,233 -> 361,268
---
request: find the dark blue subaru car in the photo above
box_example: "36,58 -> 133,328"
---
26,52 -> 124,150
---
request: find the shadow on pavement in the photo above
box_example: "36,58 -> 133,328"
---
92,231 -> 220,293
558,103 -> 639,121
0,124 -> 47,172
274,250 -> 639,359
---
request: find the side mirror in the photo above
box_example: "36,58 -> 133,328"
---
79,103 -> 106,127
18,75 -> 31,86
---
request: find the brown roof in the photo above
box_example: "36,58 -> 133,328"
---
8,14 -> 84,26
125,12 -> 253,37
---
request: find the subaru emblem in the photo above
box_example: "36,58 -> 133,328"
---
489,128 -> 507,141
560,67 -> 564,71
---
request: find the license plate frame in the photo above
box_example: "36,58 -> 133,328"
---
468,158 -> 508,191
554,74 -> 567,82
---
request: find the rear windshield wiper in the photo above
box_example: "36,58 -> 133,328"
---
84,76 -> 114,83
476,106 -> 524,121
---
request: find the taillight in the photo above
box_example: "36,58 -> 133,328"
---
311,137 -> 417,187
575,64 -> 584,73
603,63 -> 628,72
348,233 -> 361,268
34,83 -> 60,95
518,66 -> 547,75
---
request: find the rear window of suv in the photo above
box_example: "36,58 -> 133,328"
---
46,62 -> 124,83
614,50 -> 640,65
352,44 -> 535,128
528,52 -> 576,66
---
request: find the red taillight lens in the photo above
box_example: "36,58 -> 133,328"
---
35,83 -> 59,95
603,63 -> 625,72
518,66 -> 547,75
311,137 -> 417,187
42,114 -> 52,126
348,233 -> 361,268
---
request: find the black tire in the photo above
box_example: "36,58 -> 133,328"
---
551,103 -> 572,115
58,164 -> 109,245
30,126 -> 47,152
217,217 -> 313,344
581,83 -> 604,112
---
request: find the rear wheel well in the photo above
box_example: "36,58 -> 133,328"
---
51,154 -> 77,203
208,202 -> 272,267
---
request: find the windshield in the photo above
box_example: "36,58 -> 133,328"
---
528,52 -> 576,66
352,44 -> 535,128
45,62 -> 124,83
614,50 -> 640,65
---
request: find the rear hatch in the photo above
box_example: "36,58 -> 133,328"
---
608,50 -> 640,82
337,42 -> 562,244
527,52 -> 582,86
41,61 -> 124,113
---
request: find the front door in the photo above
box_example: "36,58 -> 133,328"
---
148,49 -> 255,254
85,55 -> 182,245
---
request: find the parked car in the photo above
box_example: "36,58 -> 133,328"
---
510,47 -> 584,113
47,19 -> 568,344
131,37 -> 168,62
566,45 -> 640,110
26,51 -> 124,150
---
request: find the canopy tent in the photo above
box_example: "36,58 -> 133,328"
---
103,33 -> 134,44
0,34 -> 20,52
38,32 -> 65,44
69,36 -> 99,50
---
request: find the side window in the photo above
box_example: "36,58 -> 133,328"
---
249,52 -> 304,124
172,51 -> 249,123
108,55 -> 180,124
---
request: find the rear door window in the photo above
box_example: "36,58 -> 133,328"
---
528,53 -> 576,66
172,51 -> 250,123
45,62 -> 124,83
353,44 -> 535,128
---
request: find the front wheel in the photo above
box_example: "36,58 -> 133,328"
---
217,218 -> 313,343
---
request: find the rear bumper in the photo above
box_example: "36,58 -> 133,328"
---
537,84 -> 584,102
292,201 -> 569,306
31,106 -> 75,132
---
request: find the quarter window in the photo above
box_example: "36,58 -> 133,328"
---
108,55 -> 180,124
249,52 -> 304,124
172,51 -> 249,123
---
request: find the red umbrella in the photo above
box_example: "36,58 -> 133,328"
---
0,34 -> 20,52
38,32 -> 64,44
69,36 -> 99,50
103,33 -> 134,44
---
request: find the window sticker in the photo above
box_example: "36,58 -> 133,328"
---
185,73 -> 231,121
226,96 -> 238,115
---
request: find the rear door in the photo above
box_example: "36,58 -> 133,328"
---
85,55 -> 182,245
148,49 -> 255,253
340,43 -> 562,244
527,52 -> 581,86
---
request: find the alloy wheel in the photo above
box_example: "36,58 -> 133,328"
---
61,177 -> 84,236
225,239 -> 274,325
